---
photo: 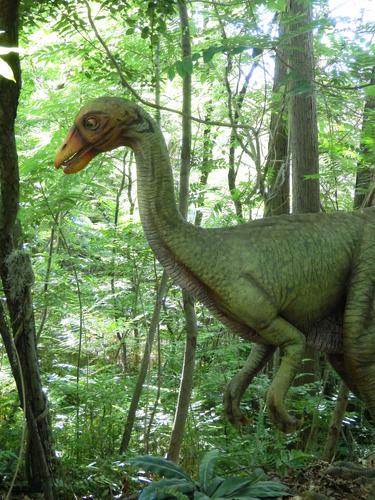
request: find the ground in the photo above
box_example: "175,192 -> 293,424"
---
280,460 -> 375,499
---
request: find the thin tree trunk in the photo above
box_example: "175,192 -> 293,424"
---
36,222 -> 56,342
322,383 -> 349,462
111,153 -> 128,370
288,0 -> 320,214
167,291 -> 197,462
194,102 -> 213,227
264,16 -> 289,216
167,0 -> 197,463
0,2 -> 55,497
119,271 -> 169,453
144,316 -> 162,454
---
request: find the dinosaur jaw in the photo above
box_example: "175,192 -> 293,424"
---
54,127 -> 98,174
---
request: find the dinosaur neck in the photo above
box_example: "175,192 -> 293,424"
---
133,131 -> 188,271
132,130 -> 262,344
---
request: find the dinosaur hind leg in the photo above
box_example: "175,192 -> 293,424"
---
228,280 -> 305,432
327,353 -> 361,399
223,343 -> 275,426
257,316 -> 306,433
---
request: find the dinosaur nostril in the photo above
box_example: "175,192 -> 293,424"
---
61,143 -> 67,150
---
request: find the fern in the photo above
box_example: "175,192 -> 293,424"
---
128,450 -> 289,499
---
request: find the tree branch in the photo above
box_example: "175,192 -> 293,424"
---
83,0 -> 252,130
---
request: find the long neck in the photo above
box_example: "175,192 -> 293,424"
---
133,131 -> 188,270
131,127 -> 263,344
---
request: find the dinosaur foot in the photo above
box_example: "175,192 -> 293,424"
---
266,391 -> 301,433
223,388 -> 251,427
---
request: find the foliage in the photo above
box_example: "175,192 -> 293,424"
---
128,450 -> 289,499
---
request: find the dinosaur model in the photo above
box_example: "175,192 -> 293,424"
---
54,97 -> 375,433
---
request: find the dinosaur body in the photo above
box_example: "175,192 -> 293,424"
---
54,97 -> 375,432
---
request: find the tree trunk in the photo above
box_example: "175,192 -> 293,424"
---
0,2 -> 55,497
288,0 -> 320,214
264,15 -> 289,216
119,271 -> 169,453
353,67 -> 375,208
111,154 -> 129,371
167,0 -> 197,463
194,102 -> 213,227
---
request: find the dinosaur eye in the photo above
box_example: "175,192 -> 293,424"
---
84,116 -> 100,130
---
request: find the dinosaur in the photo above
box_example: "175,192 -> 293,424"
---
54,96 -> 375,433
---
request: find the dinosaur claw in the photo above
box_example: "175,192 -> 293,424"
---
266,390 -> 301,433
223,389 -> 251,427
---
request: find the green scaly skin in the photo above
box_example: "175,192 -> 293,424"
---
55,97 -> 375,433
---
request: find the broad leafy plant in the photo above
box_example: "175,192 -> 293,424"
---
128,450 -> 289,499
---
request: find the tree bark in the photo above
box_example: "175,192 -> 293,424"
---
264,16 -> 289,216
167,0 -> 197,463
288,0 -> 320,214
0,2 -> 55,497
194,102 -> 213,227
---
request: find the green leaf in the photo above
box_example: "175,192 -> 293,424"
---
139,478 -> 195,499
182,56 -> 193,75
210,468 -> 288,499
240,480 -> 289,497
167,65 -> 176,81
205,477 -> 224,497
365,85 -> 375,97
175,56 -> 193,78
199,450 -> 219,492
128,455 -> 192,481
0,57 -> 15,81
212,477 -> 260,498
202,46 -> 224,63
141,26 -> 150,39
193,492 -> 210,500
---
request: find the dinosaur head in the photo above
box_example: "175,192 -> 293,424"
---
54,97 -> 154,174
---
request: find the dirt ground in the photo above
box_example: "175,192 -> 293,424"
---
280,460 -> 375,500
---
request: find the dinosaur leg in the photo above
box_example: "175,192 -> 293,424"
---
257,317 -> 306,433
223,344 -> 275,426
327,353 -> 361,398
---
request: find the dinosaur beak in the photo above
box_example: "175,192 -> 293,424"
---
54,126 -> 99,174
